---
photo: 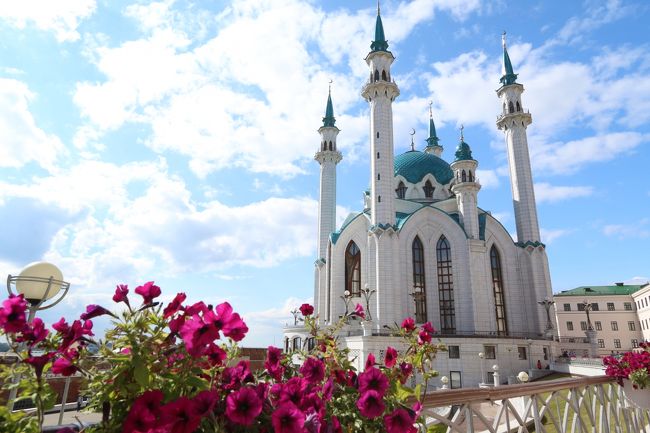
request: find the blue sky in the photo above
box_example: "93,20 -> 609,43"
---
0,0 -> 648,347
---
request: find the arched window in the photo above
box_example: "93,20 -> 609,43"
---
436,236 -> 455,333
395,181 -> 406,199
329,141 -> 333,151
412,236 -> 427,323
461,170 -> 467,182
423,180 -> 435,198
516,101 -> 521,112
345,241 -> 361,296
284,337 -> 290,352
374,70 -> 380,81
292,336 -> 302,351
508,101 -> 515,113
490,246 -> 508,335
307,337 -> 315,351
381,70 -> 387,81
468,171 -> 473,182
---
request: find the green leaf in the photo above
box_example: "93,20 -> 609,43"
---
395,381 -> 415,401
133,356 -> 149,388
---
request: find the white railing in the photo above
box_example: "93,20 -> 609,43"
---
420,376 -> 650,433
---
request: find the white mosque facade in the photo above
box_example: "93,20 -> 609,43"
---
286,10 -> 558,388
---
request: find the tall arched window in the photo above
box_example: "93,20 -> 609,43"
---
345,241 -> 361,296
395,181 -> 406,199
423,180 -> 435,198
461,170 -> 467,182
436,236 -> 456,333
508,101 -> 515,113
516,101 -> 521,112
490,246 -> 508,335
412,237 -> 427,323
374,70 -> 380,81
381,70 -> 387,81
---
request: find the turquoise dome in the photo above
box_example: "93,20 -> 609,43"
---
394,151 -> 454,185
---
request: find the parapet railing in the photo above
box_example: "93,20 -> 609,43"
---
419,376 -> 650,433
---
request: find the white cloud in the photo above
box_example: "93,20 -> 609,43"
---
0,78 -> 65,171
476,169 -> 499,188
603,219 -> 650,239
534,182 -> 594,203
242,295 -> 311,347
0,0 -> 96,42
623,276 -> 650,285
540,228 -> 572,244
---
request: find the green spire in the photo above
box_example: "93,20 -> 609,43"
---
454,125 -> 474,161
425,103 -> 440,148
322,84 -> 336,127
500,32 -> 518,86
370,2 -> 389,52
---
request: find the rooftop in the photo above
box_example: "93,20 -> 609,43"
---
554,283 -> 648,297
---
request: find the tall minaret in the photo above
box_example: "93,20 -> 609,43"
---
315,86 -> 342,260
450,127 -> 481,239
424,102 -> 443,157
496,32 -> 540,244
361,3 -> 399,227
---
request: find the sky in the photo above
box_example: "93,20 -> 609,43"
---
0,0 -> 648,347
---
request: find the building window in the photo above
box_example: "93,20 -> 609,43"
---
563,303 -> 571,311
595,321 -> 602,331
284,337 -> 290,352
566,321 -> 574,331
487,371 -> 495,384
484,345 -> 496,359
598,339 -> 605,348
624,302 -> 633,311
518,347 -> 527,360
412,236 -> 427,323
307,337 -> 315,351
632,339 -> 639,348
448,345 -> 460,359
543,347 -> 549,361
345,241 -> 361,296
611,321 -> 618,331
614,339 -> 621,349
292,337 -> 302,351
628,321 -> 636,331
580,321 -> 587,331
437,236 -> 456,333
607,303 -> 615,311
490,246 -> 508,336
396,181 -> 406,199
423,180 -> 435,198
591,303 -> 599,311
577,303 -> 585,311
450,371 -> 462,389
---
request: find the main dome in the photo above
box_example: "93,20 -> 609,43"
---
394,150 -> 454,185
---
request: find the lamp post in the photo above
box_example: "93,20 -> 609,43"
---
340,290 -> 352,317
526,338 -> 533,371
6,262 -> 70,412
440,375 -> 449,390
360,284 -> 376,321
478,351 -> 485,386
581,299 -> 594,330
492,364 -> 500,387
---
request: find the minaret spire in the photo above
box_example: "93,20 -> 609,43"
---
323,80 -> 336,127
371,1 -> 389,52
500,31 -> 518,86
425,101 -> 443,156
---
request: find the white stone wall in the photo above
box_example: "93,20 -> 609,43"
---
632,284 -> 650,341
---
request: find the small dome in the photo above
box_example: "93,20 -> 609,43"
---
394,150 -> 454,185
454,139 -> 473,161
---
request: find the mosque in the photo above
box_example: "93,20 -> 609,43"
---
286,8 -> 557,387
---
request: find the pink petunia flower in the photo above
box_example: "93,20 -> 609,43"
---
299,303 -> 314,316
401,318 -> 416,332
134,281 -> 161,304
399,362 -> 414,384
122,390 -> 164,433
225,387 -> 264,426
300,357 -> 325,384
384,408 -> 417,433
358,367 -> 389,396
272,402 -> 305,433
352,303 -> 365,319
112,284 -> 129,306
365,353 -> 376,369
356,390 -> 385,419
192,389 -> 219,417
80,304 -> 115,320
158,396 -> 201,433
384,347 -> 398,368
16,317 -> 49,346
24,352 -> 55,379
0,294 -> 28,333
265,346 -> 285,380
52,357 -> 78,376
163,293 -> 186,318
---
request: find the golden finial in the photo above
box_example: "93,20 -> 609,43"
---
328,79 -> 333,94
377,0 -> 380,16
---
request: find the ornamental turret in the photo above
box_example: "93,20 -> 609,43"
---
361,3 -> 399,227
315,86 -> 342,260
451,127 -> 481,239
495,32 -> 540,244
424,103 -> 443,156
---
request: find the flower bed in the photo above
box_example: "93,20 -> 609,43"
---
0,283 -> 444,432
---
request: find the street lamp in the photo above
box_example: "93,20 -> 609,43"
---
526,338 -> 533,371
7,262 -> 70,321
537,297 -> 555,331
360,284 -> 376,321
478,351 -> 485,386
440,375 -> 449,390
581,299 -> 594,330
340,290 -> 352,316
6,262 -> 70,411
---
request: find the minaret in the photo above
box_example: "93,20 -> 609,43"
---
450,127 -> 481,239
424,102 -> 443,156
361,3 -> 399,227
315,86 -> 342,260
496,32 -> 540,244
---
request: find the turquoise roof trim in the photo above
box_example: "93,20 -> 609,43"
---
322,92 -> 336,127
394,151 -> 454,185
394,204 -> 468,239
478,212 -> 487,240
370,13 -> 389,52
500,39 -> 518,86
555,284 -> 648,297
329,212 -> 367,245
515,240 -> 546,249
